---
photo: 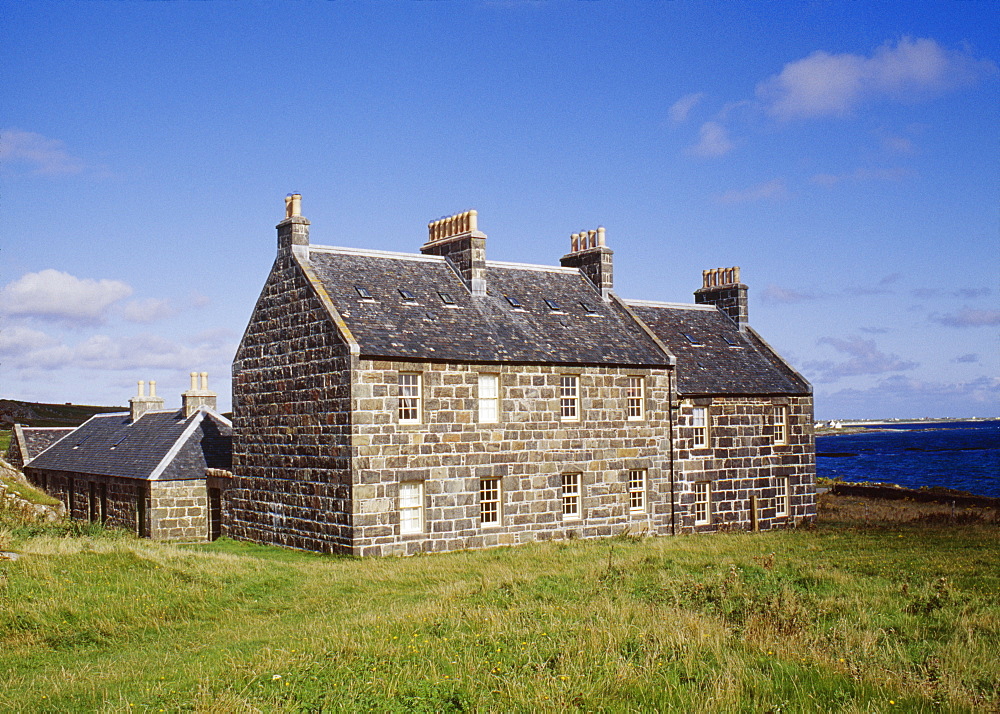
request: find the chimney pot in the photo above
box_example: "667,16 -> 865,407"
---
200,372 -> 208,390
137,380 -> 145,397
149,380 -> 157,398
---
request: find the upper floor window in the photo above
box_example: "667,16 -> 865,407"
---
773,406 -> 788,445
560,375 -> 579,421
398,372 -> 421,423
562,473 -> 581,520
628,469 -> 646,512
694,481 -> 711,525
478,374 -> 499,423
626,377 -> 644,420
692,406 -> 709,448
480,478 -> 500,525
399,481 -> 424,534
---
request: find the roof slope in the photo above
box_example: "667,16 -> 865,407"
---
25,409 -> 232,481
18,427 -> 76,462
307,247 -> 668,366
628,302 -> 810,396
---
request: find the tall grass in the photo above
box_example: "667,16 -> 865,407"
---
1,499 -> 997,712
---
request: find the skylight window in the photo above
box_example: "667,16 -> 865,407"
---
355,286 -> 373,299
505,295 -> 524,309
398,289 -> 418,302
683,333 -> 703,346
580,302 -> 599,315
544,299 -> 561,311
723,334 -> 741,347
438,291 -> 455,305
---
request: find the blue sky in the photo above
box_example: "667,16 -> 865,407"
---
2,1 -> 997,420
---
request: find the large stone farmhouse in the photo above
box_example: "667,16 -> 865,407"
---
22,376 -> 232,540
227,195 -> 814,556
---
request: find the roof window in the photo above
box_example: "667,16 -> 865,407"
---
505,295 -> 524,309
544,299 -> 561,311
438,291 -> 456,305
580,302 -> 599,315
723,334 -> 741,347
398,289 -> 418,302
683,333 -> 703,346
355,286 -> 373,299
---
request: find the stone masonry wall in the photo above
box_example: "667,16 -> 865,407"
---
228,248 -> 354,553
23,468 -> 149,535
350,360 -> 676,556
673,395 -> 815,533
149,479 -> 208,540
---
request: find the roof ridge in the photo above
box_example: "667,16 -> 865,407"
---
485,260 -> 579,275
310,245 -> 446,263
626,299 -> 718,311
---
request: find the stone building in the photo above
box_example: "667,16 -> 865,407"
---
23,375 -> 232,540
5,425 -> 75,470
228,195 -> 814,556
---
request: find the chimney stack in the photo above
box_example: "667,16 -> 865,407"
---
182,371 -> 218,417
560,226 -> 613,300
277,192 -> 310,259
129,379 -> 165,422
694,266 -> 748,328
421,210 -> 487,296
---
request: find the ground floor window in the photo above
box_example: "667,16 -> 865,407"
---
694,482 -> 711,525
775,477 -> 790,517
628,469 -> 646,511
399,481 -> 424,534
480,478 -> 500,525
562,473 -> 581,520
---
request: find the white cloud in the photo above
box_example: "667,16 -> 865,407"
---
818,375 -> 1000,420
715,178 -> 787,204
0,325 -> 60,355
0,129 -> 87,175
0,269 -> 132,324
806,336 -> 918,382
668,93 -> 704,124
689,121 -> 733,157
123,298 -> 177,324
757,37 -> 996,120
931,307 -> 1000,328
810,167 -> 913,187
760,284 -> 821,304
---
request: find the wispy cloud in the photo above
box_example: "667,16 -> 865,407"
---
715,178 -> 787,204
760,284 -> 822,305
930,307 -> 1000,328
811,167 -> 914,187
806,335 -> 918,382
757,37 -> 996,120
859,326 -> 890,334
0,269 -> 132,325
952,353 -> 979,364
668,93 -> 705,124
123,298 -> 177,324
0,129 -> 87,176
689,121 -> 733,157
954,288 -> 991,299
819,374 -> 1000,419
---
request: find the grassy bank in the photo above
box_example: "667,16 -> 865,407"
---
1,496 -> 998,713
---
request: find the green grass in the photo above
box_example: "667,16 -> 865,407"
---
1,474 -> 61,508
1,503 -> 998,713
0,429 -> 10,454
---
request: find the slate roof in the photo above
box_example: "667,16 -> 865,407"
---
25,409 -> 232,481
626,301 -> 810,396
12,426 -> 76,464
308,247 -> 668,366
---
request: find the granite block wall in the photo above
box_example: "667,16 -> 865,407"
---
349,360 -> 676,556
673,395 -> 815,532
24,468 -> 149,535
228,247 -> 354,553
149,479 -> 209,540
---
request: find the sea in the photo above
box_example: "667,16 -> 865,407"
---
816,419 -> 1000,498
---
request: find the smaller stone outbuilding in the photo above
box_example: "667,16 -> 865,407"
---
5,425 -> 76,470
24,374 -> 232,540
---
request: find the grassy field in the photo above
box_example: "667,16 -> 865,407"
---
1,495 -> 998,713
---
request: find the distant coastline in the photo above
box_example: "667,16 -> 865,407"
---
815,417 -> 1000,436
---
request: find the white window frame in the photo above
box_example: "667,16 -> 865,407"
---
626,377 -> 644,421
560,375 -> 579,422
478,373 -> 499,423
773,406 -> 788,445
692,406 -> 709,448
693,481 -> 711,525
776,477 -> 790,517
398,372 -> 421,423
399,481 -> 424,534
480,478 -> 501,525
628,469 -> 646,512
561,473 -> 581,520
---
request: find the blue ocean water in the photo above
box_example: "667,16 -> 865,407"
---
816,420 -> 1000,498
